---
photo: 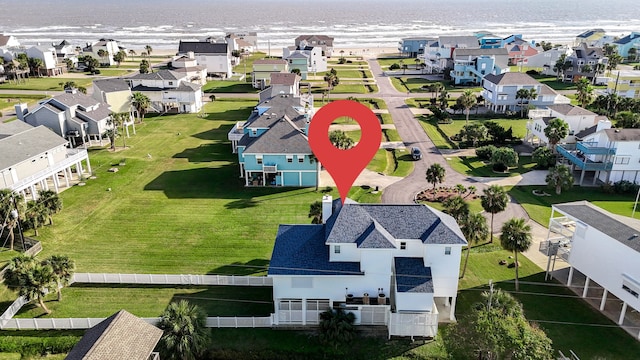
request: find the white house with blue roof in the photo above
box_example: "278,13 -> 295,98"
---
227,93 -> 317,187
268,196 -> 467,338
613,32 -> 640,59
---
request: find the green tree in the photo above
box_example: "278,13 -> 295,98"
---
42,255 -> 75,301
459,212 -> 489,278
481,185 -> 509,243
328,130 -> 354,150
628,47 -> 638,62
500,218 -> 532,292
491,147 -> 518,171
425,163 -> 445,189
157,300 -> 209,360
139,59 -> 150,74
442,195 -> 469,222
0,189 -> 25,250
516,88 -> 530,117
131,92 -> 150,123
457,89 -> 477,126
290,68 -> 301,76
308,201 -> 323,224
576,77 -> 594,107
24,200 -> 47,236
532,146 -> 555,169
543,118 -> 569,152
97,49 -> 108,64
318,308 -> 357,351
546,164 -> 574,195
82,56 -> 99,72
431,82 -> 444,100
438,89 -> 449,110
28,57 -> 44,77
128,49 -> 136,59
3,256 -> 56,314
615,111 -> 640,128
145,44 -> 153,57
113,50 -> 126,67
460,123 -> 488,147
37,190 -> 62,225
323,69 -> 339,99
608,53 -> 623,71
553,54 -> 567,81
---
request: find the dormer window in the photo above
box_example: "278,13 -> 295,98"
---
286,155 -> 293,163
256,156 -> 263,165
400,242 -> 407,250
445,247 -> 451,255
251,129 -> 257,136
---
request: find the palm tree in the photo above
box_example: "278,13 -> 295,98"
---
97,49 -> 108,65
37,190 -> 62,225
576,77 -> 594,108
480,185 -> 508,243
425,163 -> 445,189
145,45 -> 153,57
3,256 -> 56,314
309,201 -> 323,224
544,118 -> 569,153
131,92 -> 150,123
42,255 -> 75,301
527,88 -> 538,105
319,308 -> 357,350
442,195 -> 469,222
414,58 -> 421,70
460,212 -> 489,278
28,57 -> 44,77
105,115 -> 119,150
128,49 -> 136,60
24,200 -> 47,236
115,112 -> 130,148
0,189 -> 25,250
438,89 -> 450,110
500,218 -> 532,292
458,89 -> 476,126
516,88 -> 529,117
431,82 -> 444,100
158,300 -> 209,360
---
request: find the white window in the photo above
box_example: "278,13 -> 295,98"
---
286,155 -> 293,163
615,156 -> 630,165
334,245 -> 341,254
400,242 -> 407,250
298,156 -> 304,163
445,246 -> 452,255
168,81 -> 174,86
256,156 -> 263,165
251,129 -> 257,136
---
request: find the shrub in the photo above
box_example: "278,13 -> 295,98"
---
389,63 -> 400,70
613,180 -> 639,194
491,147 -> 519,169
338,58 -> 346,64
526,69 -> 540,76
0,334 -> 80,356
476,145 -> 497,160
91,69 -> 101,75
532,147 -> 555,169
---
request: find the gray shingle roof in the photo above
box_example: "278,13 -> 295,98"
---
0,120 -> 33,137
575,124 -> 597,139
484,72 -> 541,86
131,81 -> 201,93
604,128 -> 640,142
554,201 -> 640,253
254,59 -> 287,65
267,224 -> 363,276
129,69 -> 182,81
547,104 -> 595,116
286,52 -> 309,59
242,117 -> 310,154
77,106 -> 111,122
65,310 -> 162,360
438,36 -> 479,48
394,258 -> 433,293
0,125 -> 68,171
52,92 -> 101,109
270,72 -> 299,86
454,48 -> 508,57
326,204 -> 467,246
93,78 -> 131,93
178,41 -> 228,54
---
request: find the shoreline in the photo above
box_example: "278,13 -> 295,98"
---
146,46 -> 404,59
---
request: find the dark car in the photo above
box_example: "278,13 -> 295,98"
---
411,147 -> 422,160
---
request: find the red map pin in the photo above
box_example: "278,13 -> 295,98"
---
308,100 -> 382,204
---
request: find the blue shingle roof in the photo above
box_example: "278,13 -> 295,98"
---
268,224 -> 362,276
394,258 -> 433,293
614,32 -> 640,45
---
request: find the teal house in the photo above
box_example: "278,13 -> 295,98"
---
450,48 -> 509,85
284,52 -> 310,79
228,94 -> 318,187
613,32 -> 640,58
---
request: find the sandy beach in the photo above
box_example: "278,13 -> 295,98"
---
138,46 -> 401,59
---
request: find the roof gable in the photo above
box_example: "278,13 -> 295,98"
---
178,41 -> 228,54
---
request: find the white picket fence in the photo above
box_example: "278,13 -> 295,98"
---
71,273 -> 273,286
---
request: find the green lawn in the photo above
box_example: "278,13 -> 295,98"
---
19,99 -> 341,274
0,78 -> 92,91
0,94 -> 46,113
93,68 -> 134,77
438,118 -> 528,142
233,52 -> 268,74
376,57 -> 419,71
312,83 -> 373,94
13,285 -> 273,319
509,185 -> 637,226
391,77 -> 481,94
367,149 -> 414,178
416,115 -> 456,149
447,155 -> 536,178
334,69 -> 370,79
202,80 -> 258,93
420,196 -> 483,215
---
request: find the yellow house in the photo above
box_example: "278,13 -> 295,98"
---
574,29 -> 606,46
252,59 -> 288,89
608,70 -> 640,99
92,78 -> 136,135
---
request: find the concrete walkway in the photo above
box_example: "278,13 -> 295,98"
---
319,168 -> 403,190
470,170 -> 550,187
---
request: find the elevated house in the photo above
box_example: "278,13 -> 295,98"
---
227,90 -> 316,187
574,29 -> 607,47
283,51 -> 310,80
25,45 -> 64,76
283,45 -> 327,80
422,35 -> 480,73
92,78 -> 135,136
259,72 -> 301,102
226,33 -> 255,54
251,59 -> 288,89
295,35 -> 334,57
525,104 -> 604,146
557,125 -> 640,185
268,196 -> 467,338
613,32 -> 640,58
82,39 -> 119,66
0,34 -> 20,50
226,31 -> 258,50
169,52 -> 208,85
475,31 -> 502,49
562,43 -> 608,83
502,35 -> 539,66
178,40 -> 232,78
542,201 -> 640,339
449,47 -> 509,85
17,90 -> 111,147
482,72 -> 570,113
607,70 -> 640,99
0,121 -> 91,201
398,37 -> 435,57
127,70 -> 203,113
66,310 -> 162,360
525,46 -> 571,75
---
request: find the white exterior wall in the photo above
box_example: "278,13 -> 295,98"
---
11,144 -> 67,181
395,292 -> 434,313
607,141 -> 640,183
568,222 -> 640,310
272,274 -> 389,302
424,244 -> 463,297
25,47 -> 57,70
329,243 -> 359,262
196,54 -> 232,78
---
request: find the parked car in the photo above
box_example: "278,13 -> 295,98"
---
411,147 -> 422,160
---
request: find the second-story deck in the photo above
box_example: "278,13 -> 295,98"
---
557,144 -> 614,171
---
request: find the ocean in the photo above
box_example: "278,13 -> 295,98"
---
1,0 -> 640,51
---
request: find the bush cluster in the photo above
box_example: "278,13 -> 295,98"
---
476,145 -> 497,160
0,335 -> 80,356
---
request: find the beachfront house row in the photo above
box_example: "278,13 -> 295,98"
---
421,35 -> 480,73
0,34 -> 20,50
127,70 -> 203,113
449,47 -> 509,85
562,43 -> 608,83
227,92 -> 316,187
252,59 -> 288,89
525,104 -> 605,147
169,52 -> 208,86
17,90 -> 111,147
0,121 -> 91,202
82,38 -> 119,66
542,201 -> 640,339
613,32 -> 640,59
398,37 -> 435,57
295,35 -> 334,57
574,29 -> 607,47
482,72 -> 570,113
25,45 -> 65,76
226,33 -> 255,54
475,31 -> 502,49
557,126 -> 640,185
268,196 -> 467,338
178,40 -> 233,78
227,32 -> 258,50
607,70 -> 640,99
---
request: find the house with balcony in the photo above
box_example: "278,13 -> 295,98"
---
283,45 -> 327,80
178,40 -> 232,78
127,70 -> 202,113
295,35 -> 334,57
525,104 -> 604,146
449,48 -> 508,85
475,31 -> 502,49
227,93 -> 316,187
556,123 -> 640,185
482,72 -> 570,113
252,59 -> 288,89
92,78 -> 135,136
398,37 -> 435,57
283,51 -> 310,80
25,45 -> 65,76
17,90 -> 111,147
574,29 -> 607,47
525,46 -> 571,76
268,195 -> 467,338
0,121 -> 91,202
613,32 -> 640,59
169,53 -> 207,86
422,35 -> 480,73
82,38 -> 119,66
541,201 -> 640,339
607,70 -> 640,98
259,73 -> 301,102
502,36 -> 539,66
563,43 -> 608,83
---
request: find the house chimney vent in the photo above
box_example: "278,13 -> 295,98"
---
322,195 -> 333,224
